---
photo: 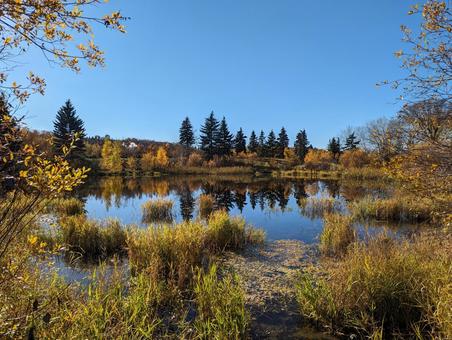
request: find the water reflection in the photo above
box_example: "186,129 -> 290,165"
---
74,175 -> 402,243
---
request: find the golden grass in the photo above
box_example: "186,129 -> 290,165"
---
350,196 -> 434,222
59,215 -> 127,259
298,197 -> 343,219
48,197 -> 85,216
296,232 -> 452,338
198,194 -> 215,218
319,213 -> 356,256
141,198 -> 174,223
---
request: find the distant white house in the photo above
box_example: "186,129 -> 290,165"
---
123,141 -> 138,149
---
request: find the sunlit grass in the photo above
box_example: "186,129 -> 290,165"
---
59,215 -> 127,259
350,196 -> 433,222
141,198 -> 174,223
295,233 -> 452,338
48,197 -> 85,216
319,213 -> 356,256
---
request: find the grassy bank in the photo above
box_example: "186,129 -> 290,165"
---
295,232 -> 451,338
274,167 -> 388,181
1,210 -> 265,338
350,196 -> 434,223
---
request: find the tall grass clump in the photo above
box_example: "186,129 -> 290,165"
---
194,264 -> 248,339
206,210 -> 265,251
48,197 -> 85,216
141,198 -> 174,223
198,194 -> 215,218
127,211 -> 265,287
127,222 -> 206,287
319,213 -> 356,256
299,197 -> 343,219
296,234 -> 452,338
60,216 -> 127,259
350,196 -> 433,222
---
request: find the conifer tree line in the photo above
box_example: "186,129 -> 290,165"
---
178,111 -> 314,161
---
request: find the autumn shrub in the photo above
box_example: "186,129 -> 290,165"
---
350,196 -> 433,222
342,167 -> 386,180
59,216 -> 127,259
194,264 -> 248,339
295,233 -> 452,338
141,199 -> 174,223
48,197 -> 85,216
339,149 -> 370,169
304,149 -> 334,171
187,152 -> 204,166
319,213 -> 356,256
198,194 -> 215,218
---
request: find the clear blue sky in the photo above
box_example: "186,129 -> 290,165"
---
19,0 -> 420,148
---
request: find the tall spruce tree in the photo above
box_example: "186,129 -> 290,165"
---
294,129 -> 309,163
277,127 -> 289,158
344,132 -> 360,151
257,130 -> 266,157
248,130 -> 258,153
216,117 -> 234,156
199,111 -> 219,159
53,99 -> 86,158
266,130 -> 278,158
234,128 -> 247,154
327,137 -> 341,161
179,117 -> 195,149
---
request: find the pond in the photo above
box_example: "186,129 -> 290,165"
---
72,175 -> 418,244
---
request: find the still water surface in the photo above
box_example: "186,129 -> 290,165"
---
73,175 -> 416,243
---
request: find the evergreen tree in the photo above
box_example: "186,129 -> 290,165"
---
52,100 -> 86,159
294,129 -> 309,163
179,117 -> 195,149
327,137 -> 341,161
266,130 -> 278,158
257,130 -> 266,157
344,132 -> 360,151
248,130 -> 258,153
199,111 -> 219,159
215,117 -> 234,156
277,127 -> 289,158
234,128 -> 247,154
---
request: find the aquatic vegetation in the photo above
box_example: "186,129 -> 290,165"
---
128,211 -> 264,287
48,197 -> 85,216
59,216 -> 127,259
198,194 -> 215,218
298,197 -> 343,219
296,233 -> 452,338
350,196 -> 434,222
141,198 -> 174,223
319,213 -> 356,256
194,264 -> 248,339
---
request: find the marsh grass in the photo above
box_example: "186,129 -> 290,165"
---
48,197 -> 85,216
319,213 -> 356,256
342,167 -> 387,180
350,196 -> 433,222
60,216 -> 127,259
198,194 -> 215,218
299,197 -> 343,219
296,233 -> 452,338
194,264 -> 248,339
127,211 -> 264,288
141,198 -> 174,223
